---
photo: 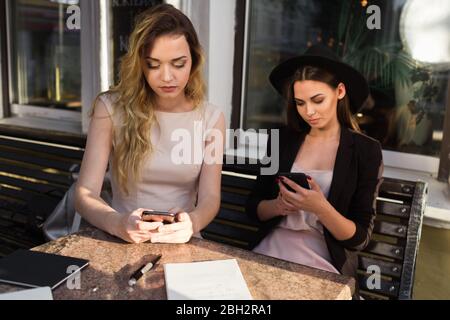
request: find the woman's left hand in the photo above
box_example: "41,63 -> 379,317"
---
278,176 -> 328,216
150,207 -> 194,243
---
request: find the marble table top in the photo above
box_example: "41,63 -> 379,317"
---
0,227 -> 354,300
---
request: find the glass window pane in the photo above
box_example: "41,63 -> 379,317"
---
10,0 -> 81,112
111,0 -> 163,84
243,0 -> 450,158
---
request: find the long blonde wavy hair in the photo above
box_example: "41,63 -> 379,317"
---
92,4 -> 205,196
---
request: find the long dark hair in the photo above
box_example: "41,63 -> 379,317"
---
286,65 -> 360,133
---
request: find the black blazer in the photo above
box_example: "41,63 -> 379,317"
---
246,126 -> 384,295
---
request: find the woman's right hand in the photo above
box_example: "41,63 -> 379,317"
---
256,195 -> 299,221
272,193 -> 299,216
114,208 -> 163,244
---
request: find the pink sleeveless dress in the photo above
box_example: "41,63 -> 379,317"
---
98,92 -> 223,217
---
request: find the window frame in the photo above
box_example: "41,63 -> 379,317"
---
0,0 -> 10,119
231,0 -> 450,176
438,82 -> 450,181
4,0 -> 85,122
230,0 -> 248,131
80,0 -> 102,134
2,0 -> 104,133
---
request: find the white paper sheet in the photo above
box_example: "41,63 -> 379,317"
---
163,259 -> 253,300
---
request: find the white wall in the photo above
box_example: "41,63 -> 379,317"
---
207,0 -> 236,128
178,0 -> 235,126
81,0 -> 101,134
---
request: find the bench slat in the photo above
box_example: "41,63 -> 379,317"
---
201,231 -> 250,249
217,208 -> 261,228
0,146 -> 78,172
0,185 -> 35,203
0,225 -> 42,253
0,162 -> 72,186
221,191 -> 248,207
358,274 -> 400,298
374,220 -> 407,238
363,240 -> 404,260
0,208 -> 28,225
379,179 -> 415,196
360,291 -> 389,300
202,221 -> 258,243
0,137 -> 84,160
377,201 -> 410,218
221,174 -> 255,190
0,175 -> 67,198
358,255 -> 402,278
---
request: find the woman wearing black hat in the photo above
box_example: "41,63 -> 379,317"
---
246,45 -> 384,298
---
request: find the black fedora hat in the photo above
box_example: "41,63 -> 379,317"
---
269,44 -> 370,113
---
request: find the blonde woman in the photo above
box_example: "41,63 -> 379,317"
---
74,4 -> 225,244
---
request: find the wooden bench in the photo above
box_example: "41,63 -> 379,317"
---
0,131 -> 85,256
201,164 -> 428,300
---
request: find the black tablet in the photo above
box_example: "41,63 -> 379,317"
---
0,250 -> 89,289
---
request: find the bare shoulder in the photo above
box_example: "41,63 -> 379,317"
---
94,91 -> 120,118
203,102 -> 223,116
203,102 -> 226,128
88,92 -> 117,133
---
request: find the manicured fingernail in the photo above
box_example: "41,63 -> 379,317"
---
275,178 -> 280,183
306,175 -> 312,180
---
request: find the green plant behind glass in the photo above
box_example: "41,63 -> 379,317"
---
335,0 -> 417,91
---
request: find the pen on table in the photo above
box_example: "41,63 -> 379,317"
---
128,255 -> 162,286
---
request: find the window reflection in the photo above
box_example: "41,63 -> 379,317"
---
243,0 -> 450,158
400,0 -> 450,67
10,0 -> 81,111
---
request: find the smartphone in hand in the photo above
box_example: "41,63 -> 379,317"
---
142,210 -> 177,224
277,172 -> 310,192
